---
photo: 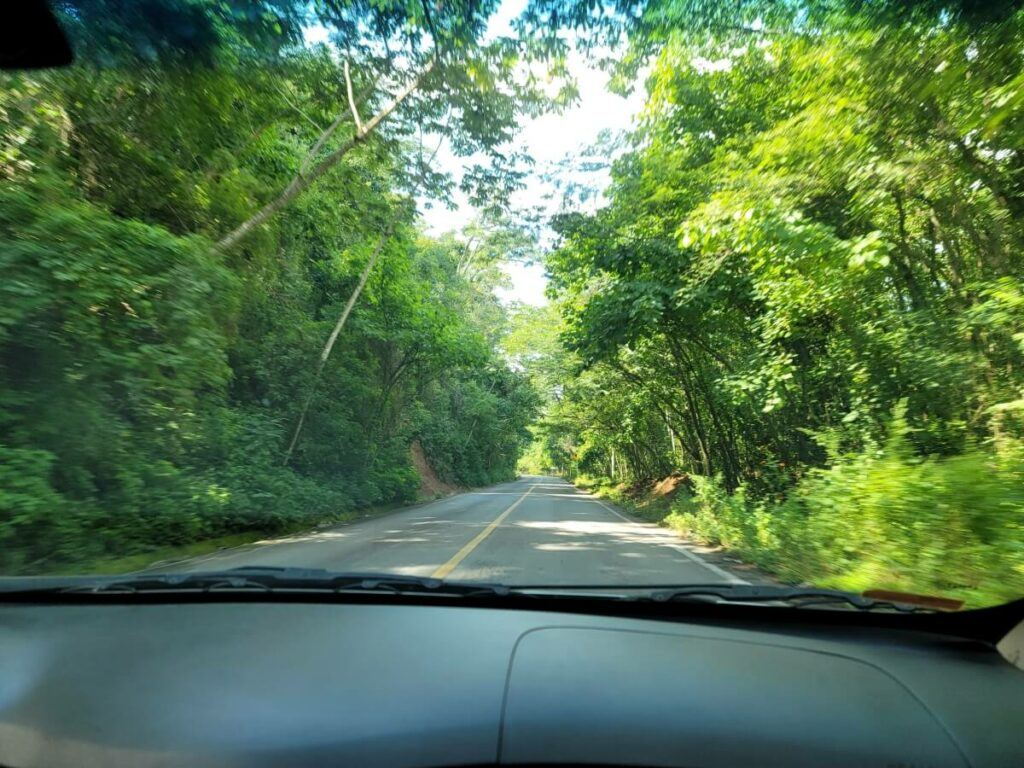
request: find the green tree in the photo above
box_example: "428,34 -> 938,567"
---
0,1 -> 552,571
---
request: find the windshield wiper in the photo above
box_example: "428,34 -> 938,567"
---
0,571 -> 943,613
0,567 -> 510,598
648,584 -> 938,613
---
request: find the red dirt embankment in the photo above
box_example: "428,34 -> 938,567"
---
410,440 -> 457,499
651,472 -> 692,499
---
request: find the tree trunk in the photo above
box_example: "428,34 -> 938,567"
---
215,60 -> 434,255
891,190 -> 926,311
283,226 -> 393,465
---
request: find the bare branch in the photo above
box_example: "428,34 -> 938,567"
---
344,60 -> 364,135
214,57 -> 436,255
424,114 -> 449,166
275,83 -> 325,134
300,112 -> 346,174
419,0 -> 441,47
414,108 -> 450,186
284,220 -> 397,465
357,56 -> 435,140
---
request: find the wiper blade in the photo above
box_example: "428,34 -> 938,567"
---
649,584 -> 938,613
0,567 -> 510,598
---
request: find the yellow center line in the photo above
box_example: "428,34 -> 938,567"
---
431,484 -> 536,579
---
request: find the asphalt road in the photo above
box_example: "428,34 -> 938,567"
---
170,475 -> 746,586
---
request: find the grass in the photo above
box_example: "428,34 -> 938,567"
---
575,474 -> 678,523
575,462 -> 1024,609
46,531 -> 275,575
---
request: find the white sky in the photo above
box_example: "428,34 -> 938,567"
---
418,0 -> 645,306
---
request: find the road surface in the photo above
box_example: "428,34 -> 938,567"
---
169,475 -> 746,585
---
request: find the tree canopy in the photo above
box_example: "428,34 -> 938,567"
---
1,0 -> 553,570
520,0 -> 1024,605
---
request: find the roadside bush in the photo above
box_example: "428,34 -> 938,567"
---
418,369 -> 536,488
190,407 -> 350,534
368,443 -> 422,506
795,434 -> 1024,605
664,416 -> 1024,606
0,446 -> 72,569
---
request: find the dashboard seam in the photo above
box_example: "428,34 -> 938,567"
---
495,623 -> 975,768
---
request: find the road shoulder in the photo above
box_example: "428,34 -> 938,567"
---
573,479 -> 781,587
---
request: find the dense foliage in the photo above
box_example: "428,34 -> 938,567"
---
525,1 -> 1024,604
0,1 -> 542,572
4,0 -> 1024,603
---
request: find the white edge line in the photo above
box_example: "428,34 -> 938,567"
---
591,498 -> 750,585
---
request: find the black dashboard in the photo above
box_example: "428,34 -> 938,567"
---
1,600 -> 1022,767
2,602 -> 1024,768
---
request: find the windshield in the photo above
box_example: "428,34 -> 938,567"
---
1,0 -> 1022,610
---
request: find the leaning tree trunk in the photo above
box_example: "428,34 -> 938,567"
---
214,59 -> 434,255
283,226 -> 393,465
